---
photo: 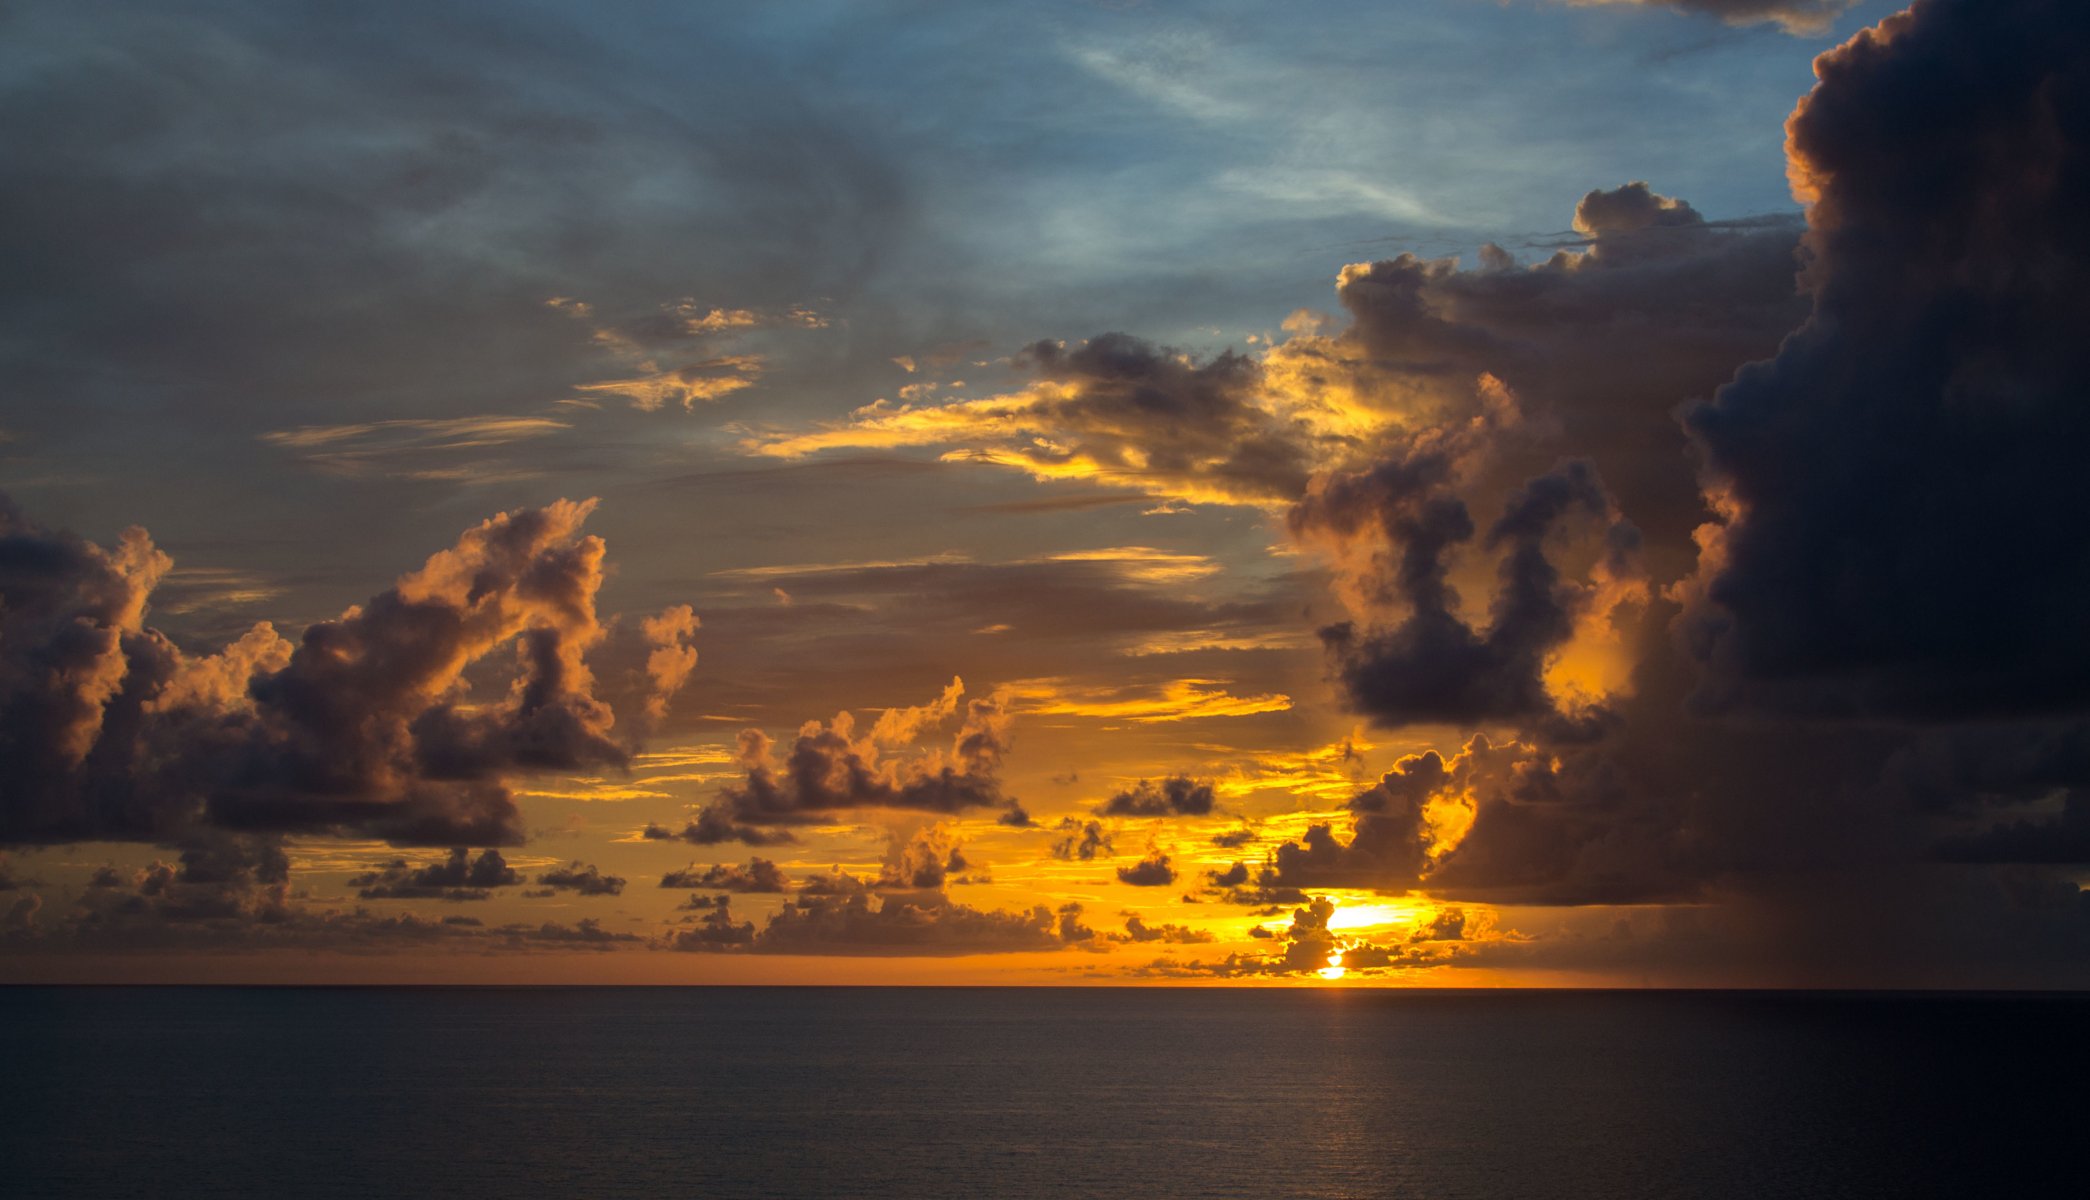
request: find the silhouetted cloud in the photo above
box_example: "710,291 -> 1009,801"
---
1097,776 -> 1216,818
660,858 -> 790,892
0,494 -> 670,847
1051,819 -> 1113,861
1116,851 -> 1178,887
351,848 -> 519,901
1115,914 -> 1215,944
535,862 -> 626,896
751,333 -> 1319,507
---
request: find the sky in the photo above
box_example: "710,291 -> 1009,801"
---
5,0 -> 2088,986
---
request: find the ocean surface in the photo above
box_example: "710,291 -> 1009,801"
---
3,987 -> 2084,1198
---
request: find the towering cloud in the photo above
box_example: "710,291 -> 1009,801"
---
1683,0 -> 2090,722
0,495 -> 680,847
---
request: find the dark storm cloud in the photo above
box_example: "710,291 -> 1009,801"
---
1225,2 -> 2090,982
534,862 -> 627,896
660,859 -> 790,892
1286,180 -> 1805,577
1097,776 -> 1217,818
683,680 -> 1014,843
1682,0 -> 2090,723
0,493 -> 676,848
351,848 -> 520,901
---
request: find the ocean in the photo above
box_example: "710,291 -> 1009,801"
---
3,987 -> 2083,1198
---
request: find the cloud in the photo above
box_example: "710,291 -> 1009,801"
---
504,918 -> 643,948
663,874 -> 1092,956
1298,450 -> 1644,730
1552,0 -> 1856,34
549,294 -> 831,411
747,333 -> 1325,508
1114,914 -> 1215,944
1240,735 -> 1687,907
660,858 -> 790,892
640,605 -> 700,724
1097,776 -> 1217,818
534,862 -> 627,896
0,493 -> 665,847
663,898 -> 759,949
1115,850 -> 1178,887
654,810 -> 802,848
1681,0 -> 2090,723
875,825 -> 979,889
1006,678 -> 1291,723
259,416 -> 570,482
1051,819 -> 1113,862
350,848 -> 520,900
1207,2 -> 2090,980
681,678 -> 1015,843
747,891 -> 1072,956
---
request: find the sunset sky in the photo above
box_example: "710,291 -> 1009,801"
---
5,0 -> 2088,986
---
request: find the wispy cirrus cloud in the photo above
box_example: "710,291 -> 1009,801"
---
260,415 -> 569,481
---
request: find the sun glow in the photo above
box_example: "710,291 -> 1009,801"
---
1318,951 -> 1346,981
1323,901 -> 1416,932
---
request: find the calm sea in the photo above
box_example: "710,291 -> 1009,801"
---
2,987 -> 2083,1198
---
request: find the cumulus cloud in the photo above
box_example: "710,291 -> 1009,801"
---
1051,819 -> 1114,861
1,494 -> 669,847
660,858 -> 790,892
1097,776 -> 1217,818
875,825 -> 980,889
663,898 -> 758,949
1116,850 -> 1179,887
1115,914 -> 1215,944
749,891 -> 1072,956
351,848 -> 520,900
662,884 -> 1089,956
681,678 -> 1015,843
535,862 -> 627,896
640,605 -> 700,725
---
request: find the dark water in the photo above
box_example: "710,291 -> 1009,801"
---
3,988 -> 2084,1199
